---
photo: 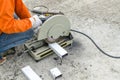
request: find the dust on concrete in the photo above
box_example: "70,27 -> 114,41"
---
1,0 -> 120,80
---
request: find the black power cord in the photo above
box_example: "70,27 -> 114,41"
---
71,29 -> 120,59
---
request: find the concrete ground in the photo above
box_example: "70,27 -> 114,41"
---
1,0 -> 120,80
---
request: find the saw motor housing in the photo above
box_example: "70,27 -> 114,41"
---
24,14 -> 73,61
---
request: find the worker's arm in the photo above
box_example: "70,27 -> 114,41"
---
0,0 -> 32,34
1,15 -> 42,34
15,0 -> 31,19
0,18 -> 32,34
0,0 -> 42,34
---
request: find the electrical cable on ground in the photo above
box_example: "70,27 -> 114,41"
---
71,29 -> 120,59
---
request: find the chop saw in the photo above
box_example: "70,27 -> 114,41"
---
24,11 -> 73,62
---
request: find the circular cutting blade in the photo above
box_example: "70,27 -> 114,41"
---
38,15 -> 71,42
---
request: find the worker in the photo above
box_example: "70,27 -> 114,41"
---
0,0 -> 42,64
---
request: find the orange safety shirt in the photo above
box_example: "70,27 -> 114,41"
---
0,0 -> 32,34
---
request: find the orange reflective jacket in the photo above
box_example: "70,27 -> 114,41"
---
0,0 -> 32,34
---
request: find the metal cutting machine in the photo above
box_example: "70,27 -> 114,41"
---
24,12 -> 73,61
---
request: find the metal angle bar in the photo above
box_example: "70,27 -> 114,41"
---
21,66 -> 42,80
49,43 -> 68,59
50,67 -> 62,79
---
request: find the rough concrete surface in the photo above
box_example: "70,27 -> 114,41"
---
1,0 -> 120,80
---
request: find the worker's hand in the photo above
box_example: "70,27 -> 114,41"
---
29,15 -> 42,29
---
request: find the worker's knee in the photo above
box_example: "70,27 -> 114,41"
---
0,29 -> 34,53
